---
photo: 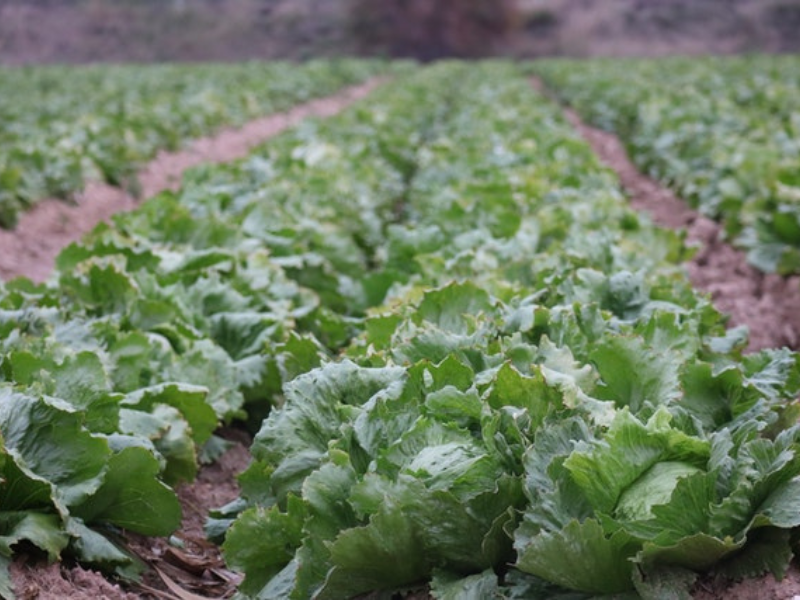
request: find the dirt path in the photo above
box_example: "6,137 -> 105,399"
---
0,78 -> 384,284
530,78 -> 800,353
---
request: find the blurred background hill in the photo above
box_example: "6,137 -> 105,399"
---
1,0 -> 799,65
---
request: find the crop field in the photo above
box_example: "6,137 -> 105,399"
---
533,56 -> 800,275
1,58 -> 800,599
0,60 -> 392,228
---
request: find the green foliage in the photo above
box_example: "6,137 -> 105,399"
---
1,58 -> 800,600
0,59 -> 393,227
531,55 -> 800,275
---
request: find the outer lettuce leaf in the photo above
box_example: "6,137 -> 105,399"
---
0,388 -> 108,512
123,382 -> 216,445
564,409 -> 709,515
59,258 -> 140,316
118,405 -> 197,485
0,512 -> 69,562
243,361 -> 405,503
430,569 -> 504,600
515,518 -> 639,594
520,416 -> 595,532
0,453 -> 53,512
620,470 -> 717,543
713,528 -> 794,581
709,429 -> 800,538
318,474 -> 521,600
485,362 -> 560,429
223,496 -> 307,598
72,446 -> 181,536
590,336 -> 682,413
291,458 -> 361,598
5,350 -> 121,435
415,282 -> 495,335
65,517 -> 141,572
166,339 -> 246,421
637,533 -> 743,573
316,499 -> 430,600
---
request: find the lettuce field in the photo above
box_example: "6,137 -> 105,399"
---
533,56 -> 800,275
1,58 -> 800,599
0,60 -> 394,228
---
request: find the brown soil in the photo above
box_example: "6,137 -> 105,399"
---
693,568 -> 800,600
0,77 -> 384,284
530,77 -> 800,353
124,431 -> 252,600
9,561 -> 139,600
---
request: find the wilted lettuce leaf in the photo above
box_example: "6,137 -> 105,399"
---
0,512 -> 69,562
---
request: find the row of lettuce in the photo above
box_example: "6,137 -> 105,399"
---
0,59 -> 397,228
531,55 -> 800,275
1,62 -> 800,599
